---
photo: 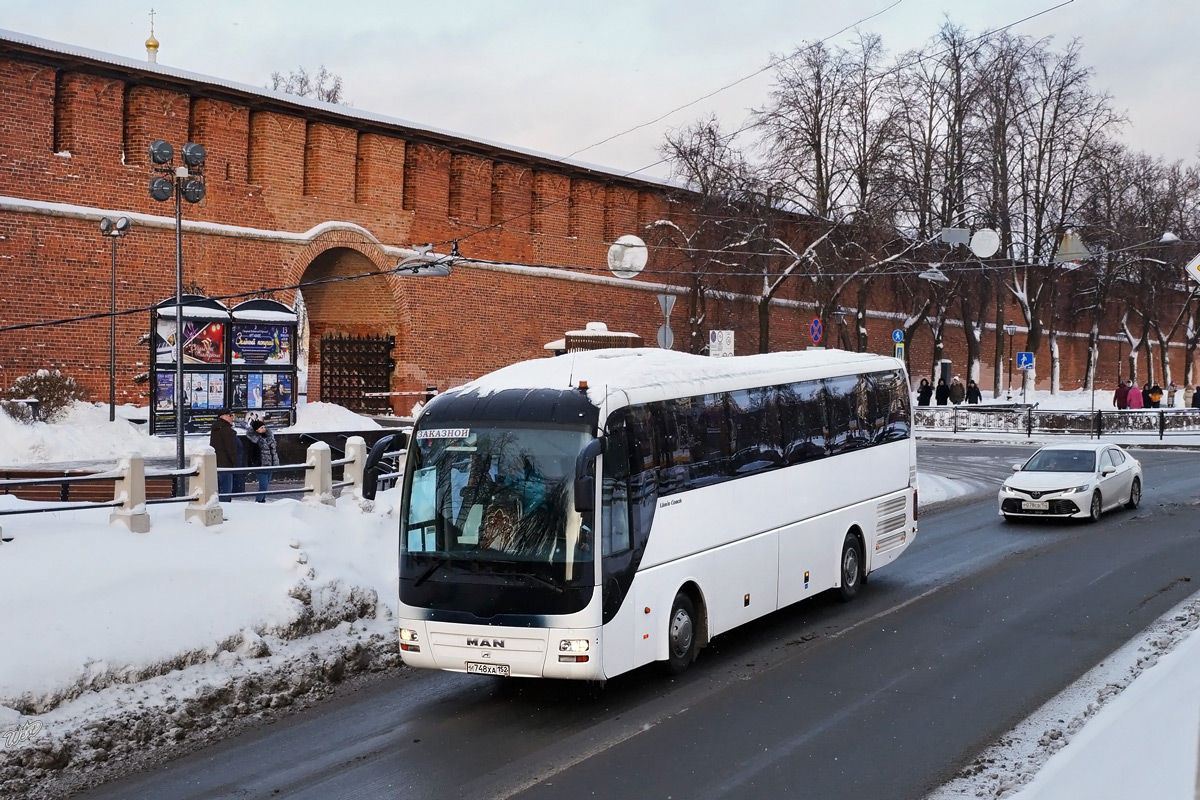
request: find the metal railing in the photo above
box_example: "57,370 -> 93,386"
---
914,405 -> 1200,440
0,436 -> 376,538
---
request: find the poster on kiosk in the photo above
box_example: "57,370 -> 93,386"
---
149,296 -> 231,435
229,299 -> 298,430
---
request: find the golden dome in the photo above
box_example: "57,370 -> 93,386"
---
145,33 -> 159,51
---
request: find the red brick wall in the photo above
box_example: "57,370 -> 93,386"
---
1,44 -> 1193,410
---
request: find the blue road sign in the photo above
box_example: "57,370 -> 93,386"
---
1017,351 -> 1034,370
892,329 -> 904,343
810,317 -> 823,344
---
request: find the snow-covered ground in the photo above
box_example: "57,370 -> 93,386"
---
0,388 -> 1196,799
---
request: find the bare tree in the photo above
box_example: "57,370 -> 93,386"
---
269,65 -> 346,104
655,117 -> 762,353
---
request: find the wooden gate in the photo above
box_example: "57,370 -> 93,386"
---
319,334 -> 395,413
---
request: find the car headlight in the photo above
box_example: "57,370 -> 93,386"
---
1066,484 -> 1091,494
559,638 -> 590,653
1002,484 -> 1019,495
399,628 -> 419,643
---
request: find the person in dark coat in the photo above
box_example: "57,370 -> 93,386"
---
935,378 -> 950,406
916,378 -> 933,406
209,409 -> 238,501
965,379 -> 982,404
948,376 -> 966,405
244,417 -> 280,503
1147,383 -> 1164,408
1113,380 -> 1129,409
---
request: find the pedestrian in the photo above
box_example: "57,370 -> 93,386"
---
209,408 -> 238,501
1127,383 -> 1144,409
1192,386 -> 1200,409
948,376 -> 966,405
1113,380 -> 1129,409
1147,382 -> 1163,409
935,377 -> 950,406
965,379 -> 982,404
1185,384 -> 1195,409
916,378 -> 933,406
244,416 -> 280,503
1167,381 -> 1177,407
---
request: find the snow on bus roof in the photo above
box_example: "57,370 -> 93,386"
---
455,348 -> 902,405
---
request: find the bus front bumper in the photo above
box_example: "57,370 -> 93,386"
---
398,620 -> 605,680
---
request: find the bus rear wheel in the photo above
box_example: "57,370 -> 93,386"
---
838,533 -> 863,602
664,592 -> 698,675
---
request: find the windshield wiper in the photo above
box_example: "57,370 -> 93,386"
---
413,557 -> 449,588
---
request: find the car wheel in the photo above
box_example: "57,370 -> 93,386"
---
838,533 -> 862,602
1088,490 -> 1102,523
663,592 -> 697,675
1125,477 -> 1141,510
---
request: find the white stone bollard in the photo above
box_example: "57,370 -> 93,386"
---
110,453 -> 152,533
185,446 -> 224,526
305,440 -> 335,505
344,436 -> 367,497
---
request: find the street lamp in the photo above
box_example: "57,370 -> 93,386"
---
148,140 -> 206,480
98,216 -> 131,422
1004,321 -> 1017,401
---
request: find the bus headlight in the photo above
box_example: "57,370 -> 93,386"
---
399,628 -> 421,652
559,638 -> 590,653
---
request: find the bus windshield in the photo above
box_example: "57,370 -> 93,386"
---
402,424 -> 593,581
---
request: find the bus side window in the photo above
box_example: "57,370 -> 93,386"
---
729,387 -> 784,475
625,405 -> 660,542
780,380 -> 826,464
602,416 -> 632,555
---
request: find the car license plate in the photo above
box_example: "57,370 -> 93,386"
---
1022,500 -> 1050,511
466,661 -> 510,677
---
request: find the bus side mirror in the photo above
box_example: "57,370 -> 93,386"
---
573,437 -> 605,513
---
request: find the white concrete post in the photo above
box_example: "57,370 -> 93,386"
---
110,453 -> 151,533
305,440 -> 334,505
344,436 -> 367,497
185,446 -> 224,526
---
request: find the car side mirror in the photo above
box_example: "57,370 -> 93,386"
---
1101,465 -> 1116,476
1012,464 -> 1022,472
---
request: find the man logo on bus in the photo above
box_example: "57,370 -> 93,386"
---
466,638 -> 505,648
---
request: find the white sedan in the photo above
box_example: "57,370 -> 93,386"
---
998,443 -> 1142,522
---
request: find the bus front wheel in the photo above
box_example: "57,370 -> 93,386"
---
664,592 -> 698,675
838,533 -> 863,602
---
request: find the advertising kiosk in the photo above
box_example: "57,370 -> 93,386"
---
149,296 -> 298,434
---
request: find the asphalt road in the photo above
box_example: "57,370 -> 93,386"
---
78,444 -> 1200,800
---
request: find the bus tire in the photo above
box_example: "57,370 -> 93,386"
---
664,592 -> 698,675
838,533 -> 863,602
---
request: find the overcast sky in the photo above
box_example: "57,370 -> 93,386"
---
3,0 -> 1196,180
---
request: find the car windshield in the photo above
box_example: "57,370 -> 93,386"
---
1024,449 -> 1096,472
401,423 -> 592,580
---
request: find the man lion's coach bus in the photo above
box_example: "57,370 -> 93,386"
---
397,348 -> 917,680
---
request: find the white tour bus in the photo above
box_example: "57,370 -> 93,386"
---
397,348 -> 917,680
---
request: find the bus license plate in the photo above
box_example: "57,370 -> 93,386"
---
466,662 -> 510,677
1022,500 -> 1050,511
